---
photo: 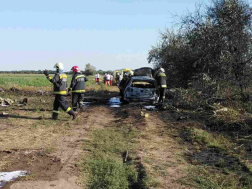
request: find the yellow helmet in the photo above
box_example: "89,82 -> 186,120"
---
128,70 -> 134,76
54,62 -> 64,70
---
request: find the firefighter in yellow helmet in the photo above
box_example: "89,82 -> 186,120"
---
118,70 -> 134,99
43,62 -> 78,120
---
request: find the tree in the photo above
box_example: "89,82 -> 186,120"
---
84,63 -> 96,76
148,0 -> 252,98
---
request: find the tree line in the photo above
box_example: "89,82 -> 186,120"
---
0,63 -> 112,76
148,0 -> 252,101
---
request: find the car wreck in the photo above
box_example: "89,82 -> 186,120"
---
121,76 -> 160,104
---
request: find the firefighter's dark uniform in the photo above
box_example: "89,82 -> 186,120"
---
119,75 -> 131,97
119,77 -> 127,97
69,73 -> 88,111
155,71 -> 167,104
47,73 -> 76,120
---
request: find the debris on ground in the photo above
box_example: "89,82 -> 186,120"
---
141,111 -> 149,118
214,107 -> 228,114
177,115 -> 190,121
10,87 -> 19,92
143,106 -> 156,111
40,99 -> 46,103
0,88 -> 4,93
36,89 -> 48,95
0,170 -> 29,188
0,97 -> 14,106
22,98 -> 28,105
108,97 -> 122,108
16,98 -> 28,106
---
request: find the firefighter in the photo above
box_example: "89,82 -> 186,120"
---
118,72 -> 129,97
154,67 -> 167,104
68,66 -> 88,111
118,71 -> 133,98
43,62 -> 78,120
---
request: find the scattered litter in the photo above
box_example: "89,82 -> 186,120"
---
22,98 -> 28,105
40,99 -> 46,103
36,89 -> 46,95
0,88 -> 4,93
110,105 -> 120,108
108,97 -> 122,108
0,170 -> 29,188
0,105 -> 9,107
1,112 -> 9,116
0,97 -> 14,106
143,106 -> 156,111
214,107 -> 228,114
82,102 -> 93,107
177,116 -> 190,121
141,111 -> 149,118
10,87 -> 19,92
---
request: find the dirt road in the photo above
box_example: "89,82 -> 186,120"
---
0,90 -> 195,189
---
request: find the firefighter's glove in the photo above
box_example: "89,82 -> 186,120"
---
43,69 -> 49,76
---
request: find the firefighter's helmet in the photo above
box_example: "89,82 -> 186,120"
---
160,68 -> 165,72
71,66 -> 80,73
54,62 -> 64,70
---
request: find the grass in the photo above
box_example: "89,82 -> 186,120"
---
0,74 -> 51,88
182,127 -> 233,149
81,125 -> 150,189
0,74 -> 100,90
184,165 -> 252,189
181,125 -> 252,188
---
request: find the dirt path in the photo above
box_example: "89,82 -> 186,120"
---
0,94 -> 192,189
0,105 -> 116,189
112,106 -> 191,188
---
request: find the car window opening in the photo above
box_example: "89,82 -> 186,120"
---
131,81 -> 155,88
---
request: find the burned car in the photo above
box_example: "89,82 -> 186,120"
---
121,76 -> 160,103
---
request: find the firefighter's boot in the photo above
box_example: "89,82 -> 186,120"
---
52,112 -> 58,120
68,109 -> 78,120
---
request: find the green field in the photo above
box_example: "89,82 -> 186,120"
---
0,74 -> 97,89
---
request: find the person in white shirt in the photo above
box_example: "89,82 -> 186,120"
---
95,73 -> 100,84
110,74 -> 113,86
105,73 -> 111,85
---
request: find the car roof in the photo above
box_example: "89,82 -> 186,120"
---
131,76 -> 155,81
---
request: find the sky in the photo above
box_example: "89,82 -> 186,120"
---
0,0 -> 251,71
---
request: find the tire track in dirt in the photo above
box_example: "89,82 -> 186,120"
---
2,99 -> 191,189
138,113 -> 189,189
8,106 -> 115,189
112,106 -> 191,189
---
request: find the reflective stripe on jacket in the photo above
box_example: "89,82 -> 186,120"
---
156,71 -> 167,88
47,73 -> 68,95
69,73 -> 88,93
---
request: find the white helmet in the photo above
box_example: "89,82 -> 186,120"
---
129,70 -> 134,76
54,62 -> 64,70
160,68 -> 165,72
